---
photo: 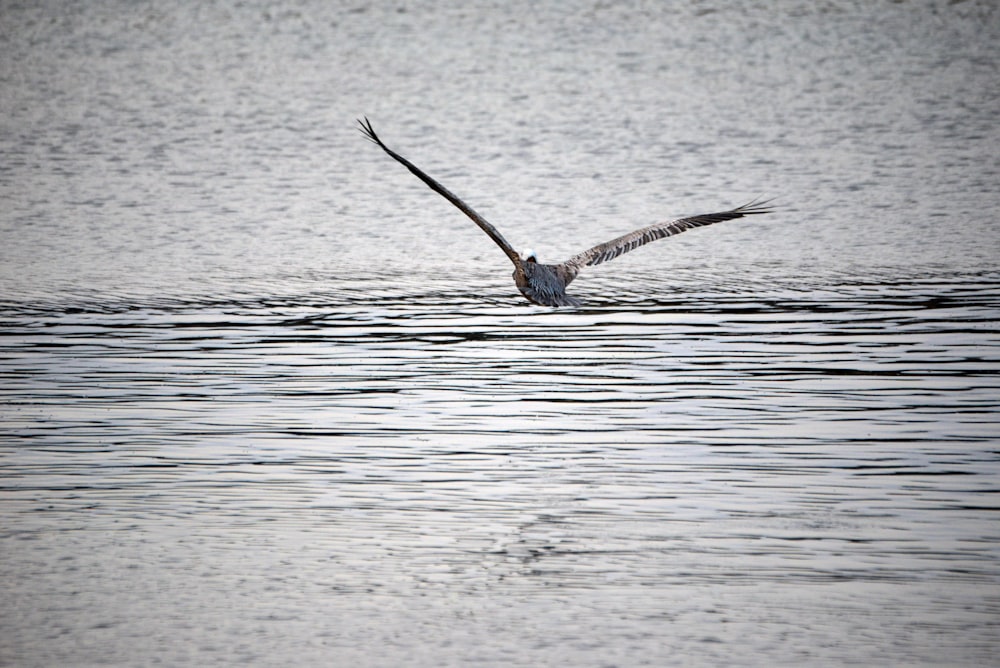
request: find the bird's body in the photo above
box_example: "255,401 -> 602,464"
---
358,118 -> 772,307
515,259 -> 583,307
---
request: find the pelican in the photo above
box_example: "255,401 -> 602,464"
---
359,117 -> 773,307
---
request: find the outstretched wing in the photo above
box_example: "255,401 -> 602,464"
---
358,117 -> 521,266
565,199 -> 774,269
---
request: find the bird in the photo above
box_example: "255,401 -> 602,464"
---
358,117 -> 773,307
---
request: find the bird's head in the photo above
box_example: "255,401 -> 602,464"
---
521,249 -> 538,263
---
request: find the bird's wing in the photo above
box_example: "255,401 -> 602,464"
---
358,118 -> 521,266
564,199 -> 774,269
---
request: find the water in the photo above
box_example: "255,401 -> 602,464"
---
2,1 -> 1000,666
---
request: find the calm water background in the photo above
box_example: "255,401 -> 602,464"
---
2,1 -> 999,665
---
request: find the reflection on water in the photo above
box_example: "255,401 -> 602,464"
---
3,272 -> 998,665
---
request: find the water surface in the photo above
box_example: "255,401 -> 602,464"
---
2,1 -> 999,665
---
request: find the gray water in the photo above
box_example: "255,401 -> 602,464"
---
2,1 -> 999,666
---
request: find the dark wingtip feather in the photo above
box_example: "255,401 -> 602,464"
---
357,116 -> 382,146
734,197 -> 777,216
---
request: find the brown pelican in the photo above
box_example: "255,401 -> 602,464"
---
359,117 -> 773,307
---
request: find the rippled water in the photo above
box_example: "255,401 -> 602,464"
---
3,1 -> 1000,666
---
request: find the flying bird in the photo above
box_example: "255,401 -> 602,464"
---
358,117 -> 772,307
